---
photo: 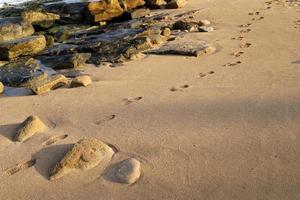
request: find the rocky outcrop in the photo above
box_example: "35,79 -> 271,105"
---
0,17 -> 34,43
0,35 -> 46,60
50,138 -> 115,180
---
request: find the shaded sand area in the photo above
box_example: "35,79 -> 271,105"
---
1,0 -> 300,199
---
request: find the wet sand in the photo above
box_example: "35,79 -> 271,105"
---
0,0 -> 300,199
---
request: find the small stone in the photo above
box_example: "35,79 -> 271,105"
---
50,138 -> 115,180
0,82 -> 4,94
0,35 -> 46,60
198,26 -> 214,32
108,158 -> 141,184
129,52 -> 146,60
165,0 -> 187,9
199,20 -> 211,26
162,27 -> 171,36
71,75 -> 92,87
30,74 -> 69,95
149,34 -> 167,45
14,115 -> 47,142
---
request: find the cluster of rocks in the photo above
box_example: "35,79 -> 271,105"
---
13,115 -> 141,184
0,0 -> 215,95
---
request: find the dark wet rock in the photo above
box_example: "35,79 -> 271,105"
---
145,0 -> 167,9
147,38 -> 216,57
0,58 -> 45,87
87,0 -> 124,23
21,10 -> 60,29
0,17 -> 34,43
172,20 -> 202,32
30,74 -> 68,95
0,35 -> 46,60
165,0 -> 187,9
40,43 -> 78,56
38,53 -> 91,70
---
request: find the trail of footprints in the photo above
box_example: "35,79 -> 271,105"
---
3,115 -> 141,185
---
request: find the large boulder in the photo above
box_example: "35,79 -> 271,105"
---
0,17 -> 34,43
119,0 -> 146,11
21,11 -> 60,29
87,0 -> 124,23
0,35 -> 46,60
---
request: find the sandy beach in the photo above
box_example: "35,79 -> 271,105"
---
0,0 -> 300,199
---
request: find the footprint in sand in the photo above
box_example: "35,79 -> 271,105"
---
248,11 -> 260,16
223,61 -> 242,67
238,23 -> 252,28
231,36 -> 244,41
240,28 -> 252,33
240,43 -> 252,48
4,159 -> 36,176
43,134 -> 69,146
196,71 -> 215,79
232,51 -> 244,57
95,114 -> 116,125
122,97 -> 143,105
170,84 -> 189,92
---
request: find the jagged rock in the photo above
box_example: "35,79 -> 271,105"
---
165,0 -> 187,9
30,74 -> 69,95
147,38 -> 216,57
21,10 -> 60,29
50,138 -> 115,180
0,17 -> 34,43
107,158 -> 141,184
14,115 -> 47,142
0,58 -> 44,87
0,35 -> 46,60
0,82 -> 4,94
38,53 -> 91,70
120,0 -> 146,11
40,43 -> 78,56
87,0 -> 124,23
71,75 -> 92,87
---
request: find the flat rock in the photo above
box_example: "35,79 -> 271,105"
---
0,17 -> 34,43
147,38 -> 216,57
71,75 -> 92,87
30,74 -> 69,95
21,11 -> 60,29
0,35 -> 46,60
14,115 -> 47,142
50,138 -> 115,180
107,158 -> 141,184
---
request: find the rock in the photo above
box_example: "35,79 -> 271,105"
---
162,27 -> 171,36
0,58 -> 44,87
21,11 -> 60,29
38,53 -> 91,70
126,8 -> 150,19
87,0 -> 124,23
14,115 -> 47,142
71,75 -> 92,87
198,26 -> 214,32
145,0 -> 167,9
0,82 -> 4,94
199,19 -> 211,26
20,73 -> 48,88
172,20 -> 200,32
120,0 -> 145,11
50,138 -> 115,180
149,34 -> 167,45
0,17 -> 34,43
107,158 -> 141,184
165,0 -> 187,9
147,38 -> 216,57
0,35 -> 46,60
30,74 -> 69,95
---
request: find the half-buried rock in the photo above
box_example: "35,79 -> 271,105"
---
15,115 -> 47,142
50,138 -> 115,180
0,35 -> 46,60
30,74 -> 69,95
107,158 -> 141,184
71,75 -> 92,88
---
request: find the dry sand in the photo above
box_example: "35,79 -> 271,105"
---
1,0 -> 300,199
